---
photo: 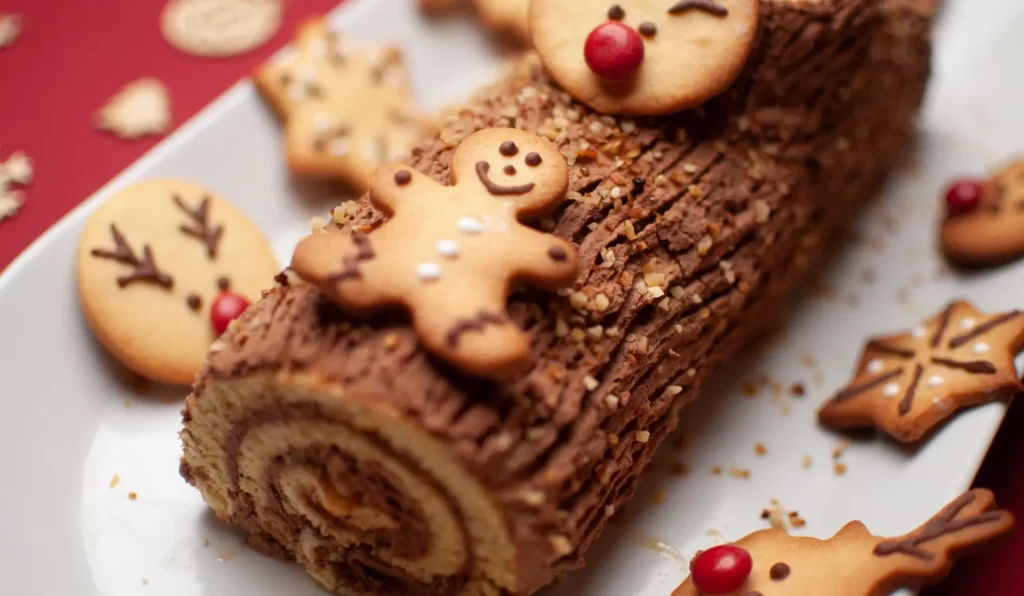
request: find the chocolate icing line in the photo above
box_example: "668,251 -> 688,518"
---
866,341 -> 915,359
475,162 -> 535,196
667,0 -> 728,17
948,311 -> 1021,350
930,357 -> 997,375
897,363 -> 923,416
90,224 -> 174,289
173,194 -> 224,260
873,491 -> 1007,560
328,233 -> 376,284
444,310 -> 510,347
834,368 -> 903,402
223,402 -> 474,593
930,303 -> 956,348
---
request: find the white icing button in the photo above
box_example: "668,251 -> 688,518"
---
912,326 -> 927,339
435,239 -> 460,259
416,262 -> 442,282
457,217 -> 485,235
866,359 -> 884,374
973,342 -> 991,355
927,375 -> 944,388
329,138 -> 350,157
882,383 -> 900,398
961,317 -> 976,330
313,111 -> 332,133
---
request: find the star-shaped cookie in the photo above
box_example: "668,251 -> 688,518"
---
255,20 -> 435,191
819,301 -> 1024,442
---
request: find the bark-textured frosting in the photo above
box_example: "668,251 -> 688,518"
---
182,1 -> 934,594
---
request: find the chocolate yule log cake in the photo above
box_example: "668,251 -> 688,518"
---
180,0 -> 935,594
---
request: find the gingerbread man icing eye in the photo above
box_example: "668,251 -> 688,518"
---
76,179 -> 279,385
530,0 -> 760,116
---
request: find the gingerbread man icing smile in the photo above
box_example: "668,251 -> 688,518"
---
531,0 -> 760,115
290,128 -> 579,378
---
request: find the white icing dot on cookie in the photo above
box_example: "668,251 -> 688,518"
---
329,138 -> 351,157
882,383 -> 900,398
961,317 -> 976,330
927,375 -> 945,388
416,262 -> 443,281
435,239 -> 460,259
973,342 -> 991,355
866,359 -> 884,374
912,326 -> 927,338
313,111 -> 332,133
457,217 -> 485,234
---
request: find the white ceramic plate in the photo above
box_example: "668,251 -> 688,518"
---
2,0 -> 1023,594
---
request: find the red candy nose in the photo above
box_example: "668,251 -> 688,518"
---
690,545 -> 754,594
210,292 -> 251,336
944,178 -> 985,215
584,21 -> 645,80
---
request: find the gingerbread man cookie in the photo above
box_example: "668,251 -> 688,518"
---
255,20 -> 436,191
818,300 -> 1024,443
940,159 -> 1024,267
291,128 -> 578,378
77,179 -> 279,385
674,489 -> 1013,596
530,0 -> 760,115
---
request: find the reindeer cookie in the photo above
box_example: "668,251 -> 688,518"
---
255,20 -> 436,192
77,179 -> 279,385
674,489 -> 1014,596
530,0 -> 760,115
941,159 -> 1024,267
291,128 -> 578,378
818,300 -> 1024,443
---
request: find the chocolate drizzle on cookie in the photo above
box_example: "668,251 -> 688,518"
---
328,233 -> 375,283
445,311 -> 510,347
874,491 -> 1006,560
174,194 -> 224,259
91,224 -> 174,289
475,162 -> 536,196
668,0 -> 729,16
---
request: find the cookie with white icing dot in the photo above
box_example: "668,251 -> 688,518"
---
530,0 -> 760,115
77,179 -> 279,385
290,128 -> 578,378
818,300 -> 1024,442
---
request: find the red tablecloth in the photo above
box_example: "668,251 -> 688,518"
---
0,1 -> 1015,593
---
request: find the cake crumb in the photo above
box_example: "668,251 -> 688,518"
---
128,491 -> 138,501
711,465 -> 722,476
754,442 -> 767,456
141,578 -> 149,586
834,462 -> 848,476
110,474 -> 120,488
203,538 -> 210,547
651,490 -> 668,504
831,440 -> 851,460
761,499 -> 787,530
668,461 -> 688,476
741,381 -> 759,397
381,333 -> 399,349
801,455 -> 813,469
788,511 -> 807,529
729,467 -> 751,479
605,505 -> 616,516
218,551 -> 234,562
790,382 -> 806,397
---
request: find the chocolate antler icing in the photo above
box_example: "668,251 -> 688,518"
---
874,491 -> 1008,560
174,194 -> 224,259
90,224 -> 174,289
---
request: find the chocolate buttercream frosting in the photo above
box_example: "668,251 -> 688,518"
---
180,1 -> 934,594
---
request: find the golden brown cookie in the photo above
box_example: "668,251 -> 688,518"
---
530,0 -> 760,115
818,300 -> 1024,443
674,489 -> 1013,596
77,179 -> 279,385
290,128 -> 578,378
161,0 -> 282,58
941,159 -> 1024,267
255,20 -> 436,192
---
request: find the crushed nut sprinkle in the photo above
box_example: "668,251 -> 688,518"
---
729,467 -> 751,479
834,462 -> 848,476
697,235 -> 713,255
522,490 -> 546,506
593,293 -> 610,311
801,455 -> 813,469
666,385 -> 683,396
831,440 -> 851,460
754,442 -> 768,456
583,375 -> 600,391
548,534 -> 573,557
605,394 -> 620,409
635,431 -> 651,443
569,291 -> 589,309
